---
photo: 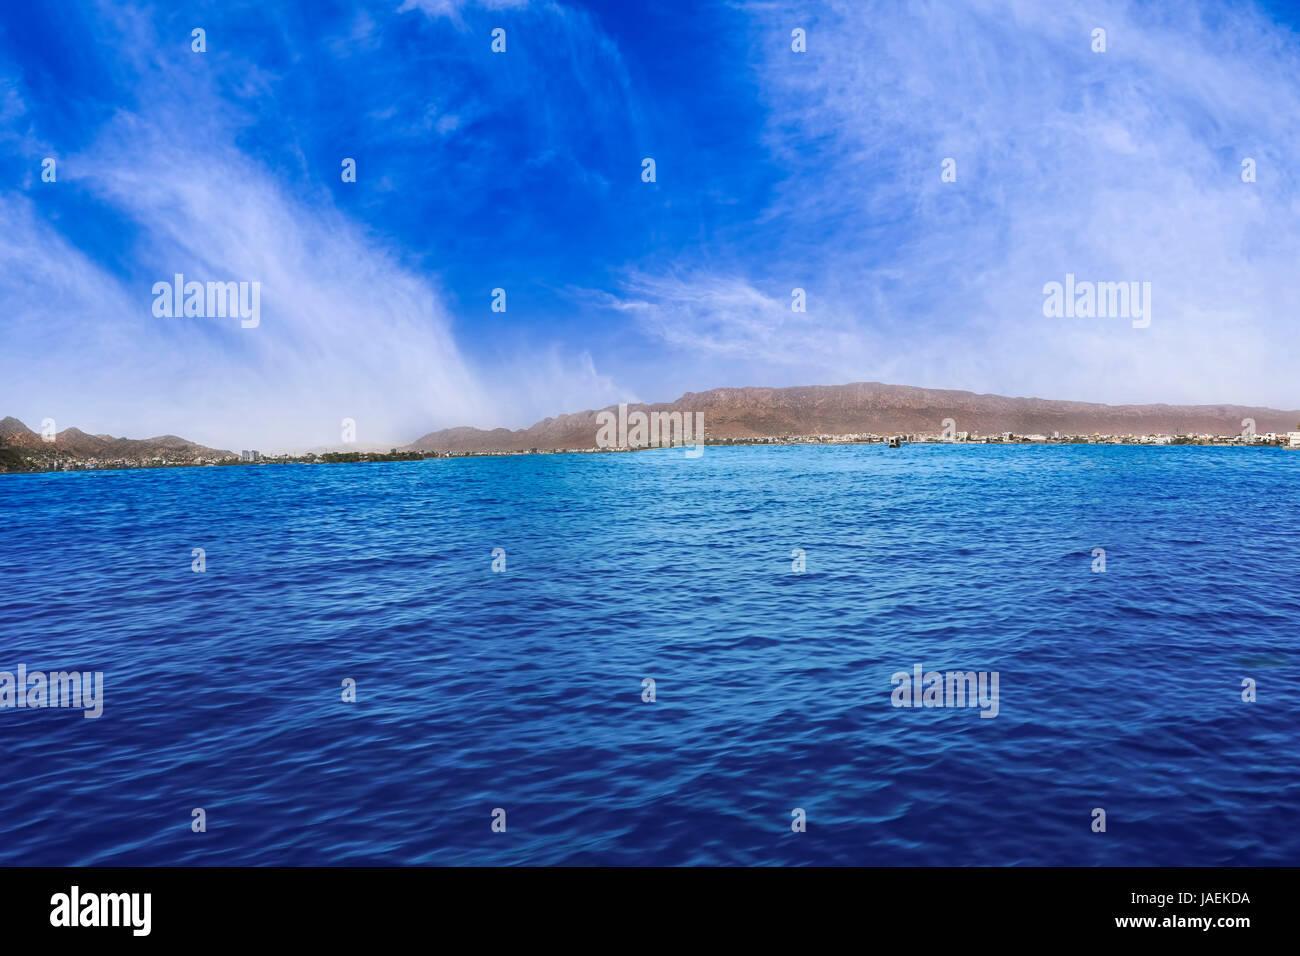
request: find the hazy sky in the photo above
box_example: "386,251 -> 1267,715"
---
3,0 -> 1299,450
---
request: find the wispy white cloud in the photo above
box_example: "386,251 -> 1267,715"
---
397,0 -> 528,25
1,130 -> 490,449
608,272 -> 823,362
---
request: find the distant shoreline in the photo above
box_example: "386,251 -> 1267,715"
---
7,381 -> 1299,472
4,435 -> 1298,476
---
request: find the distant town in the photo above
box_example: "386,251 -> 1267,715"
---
4,429 -> 1300,474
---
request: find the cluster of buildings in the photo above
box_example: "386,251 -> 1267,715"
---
899,431 -> 1300,446
700,430 -> 1300,447
25,454 -> 232,471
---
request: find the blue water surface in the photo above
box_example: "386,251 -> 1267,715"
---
1,444 -> 1297,865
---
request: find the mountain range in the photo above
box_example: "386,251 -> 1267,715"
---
403,382 -> 1300,453
0,417 -> 234,463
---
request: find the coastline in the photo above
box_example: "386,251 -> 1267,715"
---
3,434 -> 1298,476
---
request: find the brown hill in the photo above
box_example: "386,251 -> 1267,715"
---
0,417 -> 234,463
404,382 -> 1300,453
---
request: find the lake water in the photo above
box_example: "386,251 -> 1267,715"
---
2,444 -> 1297,865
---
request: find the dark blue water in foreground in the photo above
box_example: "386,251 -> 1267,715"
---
2,444 -> 1298,865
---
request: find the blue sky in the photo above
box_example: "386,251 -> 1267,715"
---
2,0 -> 1299,450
